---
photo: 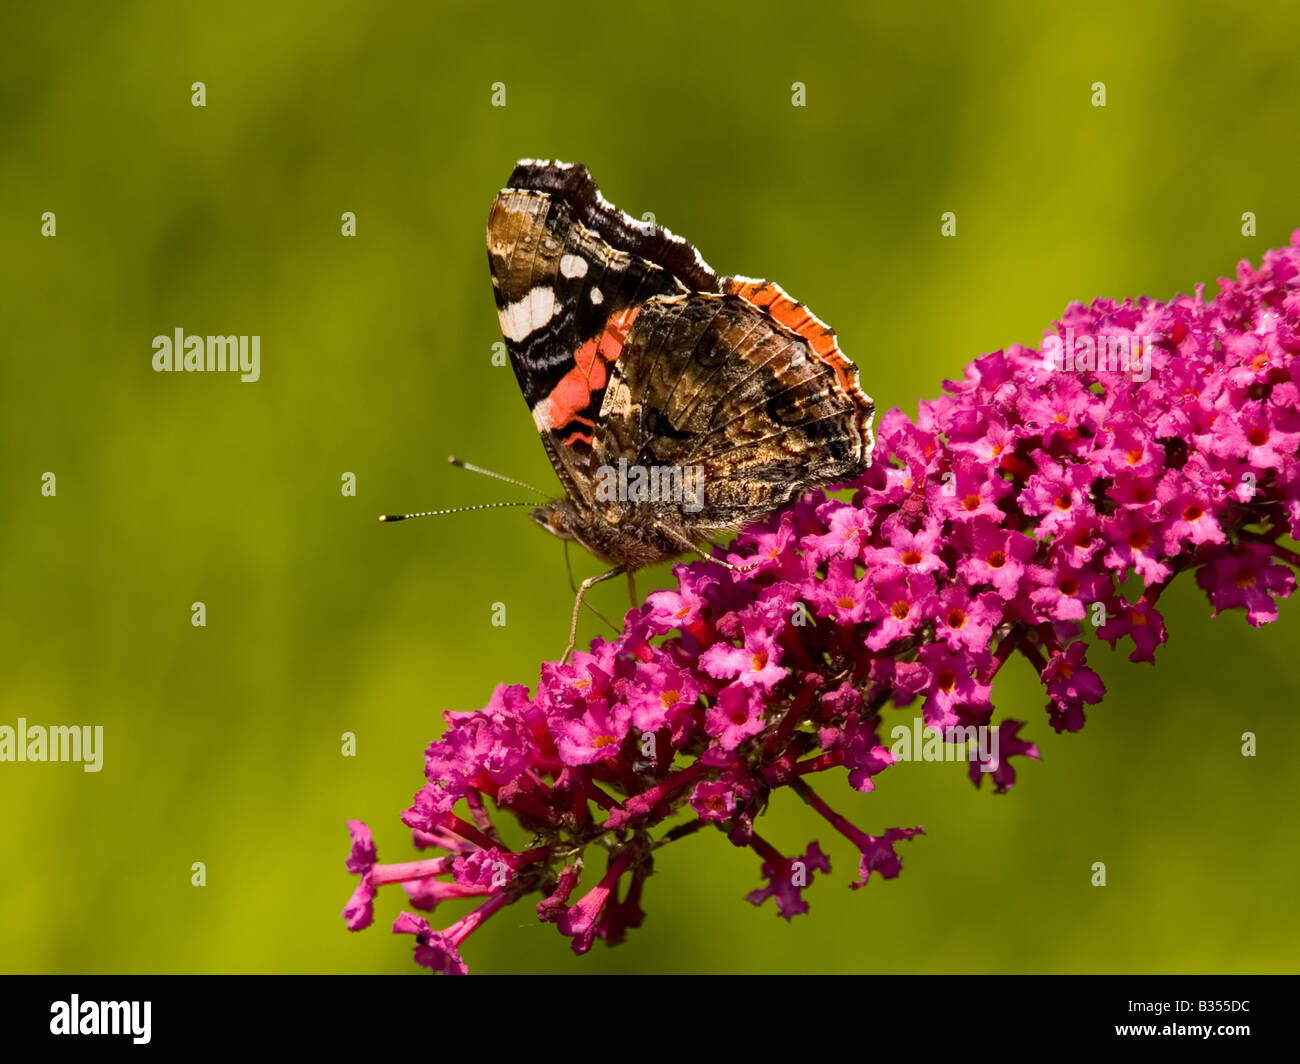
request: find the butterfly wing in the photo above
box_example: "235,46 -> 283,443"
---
486,160 -> 720,505
593,289 -> 874,532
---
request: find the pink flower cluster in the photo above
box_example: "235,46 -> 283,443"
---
345,234 -> 1300,973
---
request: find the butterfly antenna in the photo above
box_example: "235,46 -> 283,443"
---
379,501 -> 535,522
448,456 -> 550,498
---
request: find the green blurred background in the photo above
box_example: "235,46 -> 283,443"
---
2,0 -> 1298,973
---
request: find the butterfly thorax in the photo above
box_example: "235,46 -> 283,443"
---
530,498 -> 701,572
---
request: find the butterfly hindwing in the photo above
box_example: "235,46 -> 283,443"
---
594,291 -> 874,528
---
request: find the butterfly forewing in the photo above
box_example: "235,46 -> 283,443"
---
487,163 -> 716,471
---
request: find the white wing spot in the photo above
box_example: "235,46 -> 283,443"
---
531,399 -> 552,432
559,254 -> 589,278
498,287 -> 557,342
590,288 -> 604,305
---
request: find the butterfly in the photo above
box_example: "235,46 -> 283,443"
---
390,161 -> 875,661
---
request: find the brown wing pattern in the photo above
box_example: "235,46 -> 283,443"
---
723,275 -> 872,424
594,292 -> 874,528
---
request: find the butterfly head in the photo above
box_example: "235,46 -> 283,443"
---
529,499 -> 580,542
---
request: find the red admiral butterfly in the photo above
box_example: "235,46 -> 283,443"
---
389,161 -> 875,659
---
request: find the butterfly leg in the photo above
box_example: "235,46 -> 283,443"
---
626,570 -> 638,606
656,523 -> 762,575
563,565 -> 627,663
565,541 -> 620,633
